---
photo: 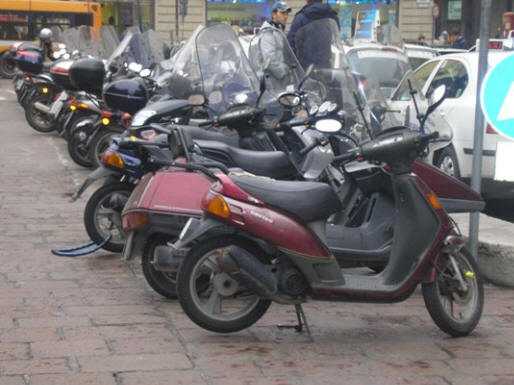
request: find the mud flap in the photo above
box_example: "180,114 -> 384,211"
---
71,166 -> 121,201
172,217 -> 225,251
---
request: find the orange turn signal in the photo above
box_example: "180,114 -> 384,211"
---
122,212 -> 150,231
105,151 -> 123,169
426,192 -> 442,210
206,195 -> 230,219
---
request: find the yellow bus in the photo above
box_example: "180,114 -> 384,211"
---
0,0 -> 102,52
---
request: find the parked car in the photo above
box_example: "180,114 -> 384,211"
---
391,51 -> 514,199
343,42 -> 411,99
404,43 -> 439,70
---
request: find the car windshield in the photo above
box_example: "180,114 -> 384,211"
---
347,48 -> 411,98
166,23 -> 260,116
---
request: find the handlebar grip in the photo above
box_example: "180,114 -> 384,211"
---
334,151 -> 357,164
420,131 -> 439,141
198,120 -> 213,127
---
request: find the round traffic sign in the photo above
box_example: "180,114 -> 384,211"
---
480,53 -> 514,139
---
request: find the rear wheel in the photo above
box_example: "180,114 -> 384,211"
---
67,118 -> 95,168
422,246 -> 483,337
89,128 -> 122,169
25,95 -> 55,133
177,236 -> 271,333
84,182 -> 133,252
142,234 -> 179,299
0,55 -> 16,79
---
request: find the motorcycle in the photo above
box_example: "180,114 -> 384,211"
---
171,79 -> 483,337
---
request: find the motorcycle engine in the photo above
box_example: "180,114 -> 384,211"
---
278,267 -> 308,297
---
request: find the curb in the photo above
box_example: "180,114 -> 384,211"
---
478,241 -> 514,288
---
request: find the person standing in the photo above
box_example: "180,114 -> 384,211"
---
259,2 -> 292,86
286,0 -> 339,69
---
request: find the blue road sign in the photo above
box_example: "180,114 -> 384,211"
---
481,53 -> 514,139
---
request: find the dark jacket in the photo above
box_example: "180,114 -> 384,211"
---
287,2 -> 340,54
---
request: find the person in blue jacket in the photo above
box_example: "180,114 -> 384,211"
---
287,0 -> 339,69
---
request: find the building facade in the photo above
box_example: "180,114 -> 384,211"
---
153,0 -> 513,45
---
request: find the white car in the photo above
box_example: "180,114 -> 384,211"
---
392,51 -> 514,198
343,42 -> 411,99
404,43 -> 439,70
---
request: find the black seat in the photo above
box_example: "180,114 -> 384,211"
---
231,175 -> 342,223
195,140 -> 297,180
181,126 -> 240,147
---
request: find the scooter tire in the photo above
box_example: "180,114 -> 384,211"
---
67,118 -> 95,168
422,246 -> 483,337
88,127 -> 122,169
142,234 -> 178,299
84,182 -> 133,253
177,235 -> 271,333
0,54 -> 15,79
25,94 -> 55,133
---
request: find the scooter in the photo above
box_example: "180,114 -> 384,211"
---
171,122 -> 483,337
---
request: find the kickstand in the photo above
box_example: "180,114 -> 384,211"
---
276,304 -> 312,340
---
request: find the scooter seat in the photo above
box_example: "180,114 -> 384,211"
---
231,175 -> 342,223
181,126 -> 240,147
195,140 -> 297,180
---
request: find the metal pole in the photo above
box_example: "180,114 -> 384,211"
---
469,0 -> 492,258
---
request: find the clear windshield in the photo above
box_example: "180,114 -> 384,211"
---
168,24 -> 260,116
100,26 -> 120,59
77,26 -> 104,58
142,30 -> 170,67
248,25 -> 304,97
106,32 -> 133,69
391,71 -> 452,142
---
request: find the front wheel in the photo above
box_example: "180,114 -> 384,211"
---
177,236 -> 271,333
422,246 -> 483,337
25,95 -> 55,133
84,182 -> 134,252
0,54 -> 16,79
435,146 -> 461,179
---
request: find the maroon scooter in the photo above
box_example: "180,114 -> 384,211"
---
172,127 -> 484,338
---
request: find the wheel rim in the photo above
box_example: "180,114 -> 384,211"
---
439,155 -> 455,177
436,252 -> 479,324
190,248 -> 261,322
93,190 -> 130,246
73,131 -> 90,161
32,102 -> 52,129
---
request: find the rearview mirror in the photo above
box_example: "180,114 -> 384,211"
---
430,85 -> 446,107
188,94 -> 205,106
278,92 -> 301,107
315,119 -> 342,133
128,62 -> 142,73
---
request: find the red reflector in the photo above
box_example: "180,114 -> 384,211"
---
102,110 -> 113,119
486,124 -> 497,134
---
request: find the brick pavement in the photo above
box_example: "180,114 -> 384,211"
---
1,80 -> 514,385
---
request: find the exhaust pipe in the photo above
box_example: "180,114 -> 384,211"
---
217,245 -> 277,297
153,245 -> 184,273
34,101 -> 51,114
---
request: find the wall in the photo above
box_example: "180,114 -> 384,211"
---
154,0 -> 205,44
398,0 -> 433,41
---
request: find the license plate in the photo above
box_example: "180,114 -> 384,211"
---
49,100 -> 63,118
122,231 -> 134,260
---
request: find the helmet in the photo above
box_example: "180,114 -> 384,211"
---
39,28 -> 53,40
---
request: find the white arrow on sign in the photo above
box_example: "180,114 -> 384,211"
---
497,82 -> 514,122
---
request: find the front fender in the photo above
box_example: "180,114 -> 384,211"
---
423,235 -> 466,283
172,217 -> 226,251
71,166 -> 121,201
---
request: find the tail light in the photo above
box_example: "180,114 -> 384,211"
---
486,124 -> 497,134
101,149 -> 124,169
122,113 -> 132,129
122,212 -> 150,231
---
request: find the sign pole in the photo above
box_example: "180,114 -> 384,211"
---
469,0 -> 492,259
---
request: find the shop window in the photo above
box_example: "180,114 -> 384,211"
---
427,59 -> 468,99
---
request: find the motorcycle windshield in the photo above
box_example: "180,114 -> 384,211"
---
100,26 -> 120,59
106,32 -> 134,69
391,71 -> 452,143
142,30 -> 170,67
167,24 -> 260,116
248,25 -> 304,98
77,26 -> 104,58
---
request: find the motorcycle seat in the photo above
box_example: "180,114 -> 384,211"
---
195,140 -> 297,180
230,175 -> 342,223
180,126 -> 240,147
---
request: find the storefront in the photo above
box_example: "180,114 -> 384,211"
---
206,0 -> 271,34
328,0 -> 399,39
100,0 -> 155,35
